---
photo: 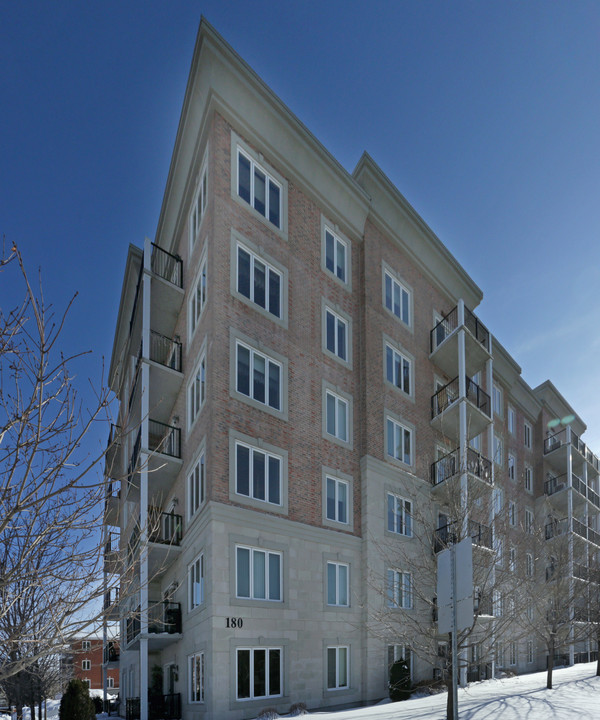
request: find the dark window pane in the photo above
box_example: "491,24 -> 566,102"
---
326,478 -> 335,520
402,289 -> 409,324
269,181 -> 280,228
268,270 -> 281,318
386,346 -> 394,384
268,554 -> 281,600
326,393 -> 336,436
337,320 -> 346,360
403,358 -> 410,394
254,168 -> 266,216
254,259 -> 266,308
268,362 -> 280,410
254,649 -> 266,697
253,451 -> 266,501
237,345 -> 250,396
327,563 -> 337,605
268,456 -> 280,504
269,649 -> 281,695
336,241 -> 345,281
238,248 -> 251,299
253,354 -> 265,403
237,548 -> 250,598
326,311 -> 335,353
385,274 -> 392,311
237,650 -> 250,698
325,231 -> 335,274
238,154 -> 251,203
236,445 -> 250,496
327,648 -> 337,689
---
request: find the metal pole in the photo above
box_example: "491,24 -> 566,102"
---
451,545 -> 459,720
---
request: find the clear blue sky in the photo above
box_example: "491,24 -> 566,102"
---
1,1 -> 599,450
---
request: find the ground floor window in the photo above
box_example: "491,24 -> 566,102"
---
189,652 -> 205,703
327,646 -> 349,690
237,648 -> 281,700
387,644 -> 412,678
107,676 -> 114,689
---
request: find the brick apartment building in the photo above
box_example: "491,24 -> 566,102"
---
102,19 -> 600,720
70,638 -> 119,692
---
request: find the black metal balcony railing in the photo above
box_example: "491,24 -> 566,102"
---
103,641 -> 120,664
148,510 -> 183,546
465,376 -> 491,417
148,419 -> 181,458
431,377 -> 459,418
430,447 -> 492,487
127,429 -> 142,490
544,473 -> 567,497
106,479 -> 121,501
127,695 -> 181,720
469,520 -> 493,549
104,587 -> 119,610
149,331 -> 182,372
575,651 -> 599,664
151,243 -> 183,288
105,531 -> 120,555
129,263 -> 144,336
433,523 -> 458,553
544,428 -> 567,454
107,423 -> 121,452
126,602 -> 182,644
545,518 -> 568,540
429,304 -> 490,353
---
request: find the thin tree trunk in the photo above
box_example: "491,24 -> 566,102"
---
547,637 -> 554,690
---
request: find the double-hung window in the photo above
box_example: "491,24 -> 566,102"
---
524,421 -> 532,449
524,465 -> 533,493
188,353 -> 206,428
236,546 -> 281,601
325,307 -> 348,362
385,344 -> 411,395
325,390 -> 349,443
387,494 -> 412,537
82,660 -> 91,671
237,244 -> 281,318
493,434 -> 503,466
189,553 -> 204,610
235,441 -> 281,506
508,406 -> 516,435
189,162 -> 208,250
508,453 -> 516,481
236,648 -> 281,700
526,553 -> 534,577
188,453 -> 205,517
387,570 -> 412,608
189,256 -> 207,336
189,652 -> 205,703
525,509 -> 534,534
326,476 -> 348,525
508,501 -> 516,527
237,149 -> 281,229
236,341 -> 281,411
327,646 -> 349,690
492,384 -> 503,416
324,228 -> 347,283
386,417 -> 412,466
384,271 -> 410,326
327,562 -> 349,607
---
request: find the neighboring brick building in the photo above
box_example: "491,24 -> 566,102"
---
103,18 -> 600,720
70,638 -> 119,692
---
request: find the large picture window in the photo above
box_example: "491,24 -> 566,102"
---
236,342 -> 281,411
327,646 -> 349,690
386,417 -> 412,466
387,494 -> 412,536
326,476 -> 348,525
235,442 -> 281,506
236,648 -> 281,700
327,562 -> 349,607
236,546 -> 282,601
237,149 -> 281,229
387,570 -> 412,608
325,390 -> 349,443
385,344 -> 411,394
384,271 -> 410,326
188,453 -> 205,518
189,553 -> 204,610
324,228 -> 348,284
237,244 -> 281,318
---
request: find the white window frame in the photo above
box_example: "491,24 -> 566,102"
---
524,464 -> 533,493
492,384 -> 503,417
327,562 -> 349,607
526,552 -> 534,577
324,306 -> 349,362
107,676 -> 114,689
385,342 -> 412,396
386,416 -> 413,467
509,642 -> 517,666
188,451 -> 205,519
234,440 -> 282,506
327,646 -> 349,690
508,453 -> 516,481
493,487 -> 504,515
189,253 -> 207,338
525,508 -> 534,534
235,340 -> 282,412
493,434 -> 503,466
383,268 -> 411,327
236,242 -> 282,319
236,647 -> 282,701
387,493 -> 412,537
508,405 -> 516,435
82,659 -> 91,671
189,553 -> 204,611
236,147 -> 282,229
188,351 -> 206,429
82,640 -> 91,651
323,225 -> 348,285
387,569 -> 412,609
326,475 -> 349,525
494,536 -> 504,567
387,645 -> 412,680
325,389 -> 349,444
189,651 -> 205,703
189,158 -> 208,251
524,420 -> 532,449
236,546 -> 282,602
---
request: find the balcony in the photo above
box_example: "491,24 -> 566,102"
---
573,518 -> 600,547
148,510 -> 183,577
104,531 -> 121,575
430,447 -> 492,493
149,244 -> 184,341
105,479 -> 121,527
148,331 -> 183,426
103,641 -> 120,665
126,602 -> 182,650
105,424 -> 122,480
544,427 -> 600,475
126,694 -> 181,720
430,304 -> 491,378
544,472 -> 599,515
545,518 -> 568,540
433,520 -> 491,553
104,587 -> 120,621
431,376 -> 491,442
469,520 -> 493,550
126,421 -> 182,502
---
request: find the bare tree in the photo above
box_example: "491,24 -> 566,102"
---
0,247 -> 114,684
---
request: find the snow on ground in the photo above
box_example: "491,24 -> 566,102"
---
1,664 -> 598,720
